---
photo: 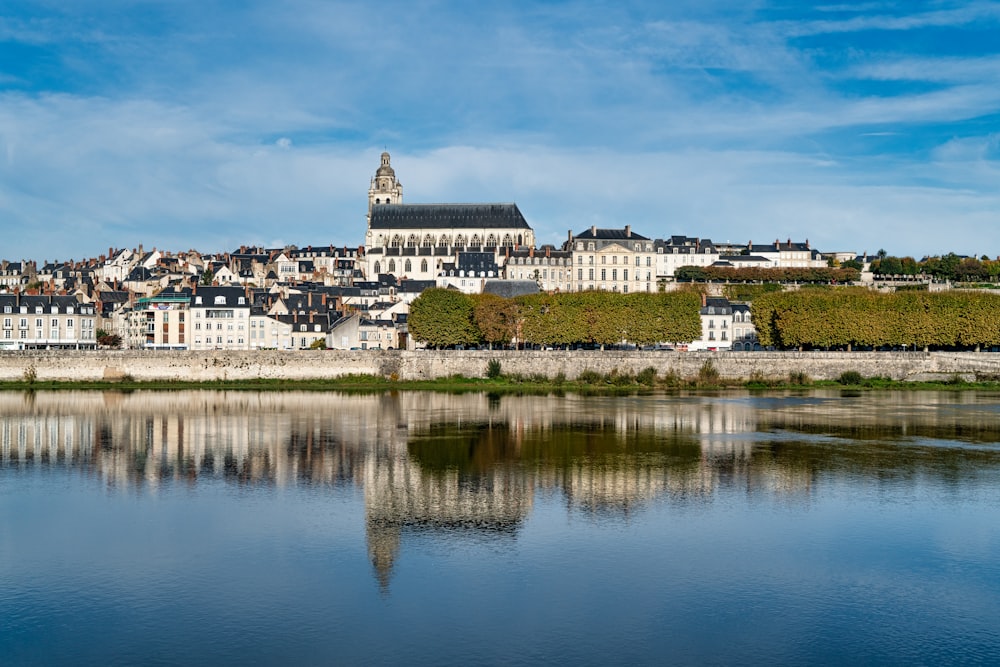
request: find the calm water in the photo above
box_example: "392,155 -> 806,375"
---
2,389 -> 1000,666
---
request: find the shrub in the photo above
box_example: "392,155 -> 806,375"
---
23,365 -> 37,385
486,358 -> 502,379
661,370 -> 682,388
789,370 -> 810,385
837,370 -> 863,385
607,369 -> 635,386
578,369 -> 603,385
637,367 -> 657,386
697,360 -> 720,385
552,371 -> 566,386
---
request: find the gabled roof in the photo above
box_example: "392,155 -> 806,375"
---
369,203 -> 531,230
482,280 -> 540,298
574,227 -> 650,241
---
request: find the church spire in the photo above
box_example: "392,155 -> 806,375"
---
367,151 -> 403,226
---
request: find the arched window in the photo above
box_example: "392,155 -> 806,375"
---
407,234 -> 418,248
375,198 -> 381,205
420,259 -> 428,273
502,234 -> 513,247
423,235 -> 434,247
391,235 -> 402,248
438,235 -> 450,247
373,261 -> 381,274
455,234 -> 467,247
517,235 -> 523,246
404,259 -> 412,273
486,234 -> 497,247
388,260 -> 396,273
471,234 -> 482,248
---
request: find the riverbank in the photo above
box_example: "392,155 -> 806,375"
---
3,349 -> 1000,385
3,368 -> 1000,393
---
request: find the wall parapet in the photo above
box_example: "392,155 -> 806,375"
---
2,350 -> 1000,383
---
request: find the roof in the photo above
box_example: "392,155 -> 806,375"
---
482,280 -> 540,298
369,203 -> 531,230
573,227 -> 650,241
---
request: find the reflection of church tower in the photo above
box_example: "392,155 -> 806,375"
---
366,518 -> 401,594
367,151 -> 403,225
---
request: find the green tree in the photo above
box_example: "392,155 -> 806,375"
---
471,293 -> 520,348
408,288 -> 479,348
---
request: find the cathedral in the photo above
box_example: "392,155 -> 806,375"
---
362,152 -> 535,281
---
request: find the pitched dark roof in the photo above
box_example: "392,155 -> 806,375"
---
369,203 -> 531,230
482,280 -> 540,298
574,227 -> 650,241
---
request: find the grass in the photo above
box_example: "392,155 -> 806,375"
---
4,370 -> 1000,394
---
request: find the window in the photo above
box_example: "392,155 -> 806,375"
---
588,268 -> 594,280
51,318 -> 58,327
601,269 -> 606,281
35,318 -> 43,328
623,270 -> 628,281
577,269 -> 583,280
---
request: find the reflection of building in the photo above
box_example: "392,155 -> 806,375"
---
10,389 -> 977,589
365,455 -> 533,590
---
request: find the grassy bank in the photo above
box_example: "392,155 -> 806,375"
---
4,362 -> 1000,394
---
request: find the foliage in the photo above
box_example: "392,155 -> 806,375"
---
751,289 -> 1000,351
408,288 -> 480,348
722,283 -> 782,302
309,339 -> 327,349
486,358 -> 502,379
675,266 -> 860,284
838,371 -> 863,385
697,360 -> 720,385
97,330 -> 122,348
471,293 -> 520,347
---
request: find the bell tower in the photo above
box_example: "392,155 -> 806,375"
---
367,151 -> 403,226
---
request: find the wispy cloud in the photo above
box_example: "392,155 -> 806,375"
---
0,0 -> 998,260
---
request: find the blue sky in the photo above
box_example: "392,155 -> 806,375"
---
1,0 -> 999,262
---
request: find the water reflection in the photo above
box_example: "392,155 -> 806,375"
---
3,389 -> 1000,588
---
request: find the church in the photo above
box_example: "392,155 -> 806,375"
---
361,152 -> 535,281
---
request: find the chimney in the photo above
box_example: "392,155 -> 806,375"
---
321,293 -> 327,306
702,292 -> 707,308
625,225 -> 631,238
529,247 -> 534,258
591,225 -> 597,236
748,240 -> 752,251
806,239 -> 810,249
309,312 -> 314,323
568,229 -> 573,244
308,292 -> 313,307
545,246 -> 550,258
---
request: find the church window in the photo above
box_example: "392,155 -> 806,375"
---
375,198 -> 380,205
388,260 -> 396,273
423,235 -> 433,247
407,235 -> 418,248
374,262 -> 381,274
486,234 -> 496,247
391,235 -> 402,248
421,259 -> 428,273
471,235 -> 482,248
438,236 -> 449,247
404,259 -> 412,273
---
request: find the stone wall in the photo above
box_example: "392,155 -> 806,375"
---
3,349 -> 1000,383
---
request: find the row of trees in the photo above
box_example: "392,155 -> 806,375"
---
869,252 -> 1000,282
675,266 -> 860,284
751,289 -> 1000,351
409,289 -> 703,348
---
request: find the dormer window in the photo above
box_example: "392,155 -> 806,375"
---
238,297 -> 246,305
3,306 -> 10,313
67,307 -> 74,315
195,296 -> 203,305
214,295 -> 226,305
51,306 -> 59,314
35,306 -> 43,314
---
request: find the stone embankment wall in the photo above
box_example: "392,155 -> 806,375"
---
3,350 -> 1000,383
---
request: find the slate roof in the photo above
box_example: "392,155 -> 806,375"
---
482,280 -> 540,298
573,227 -> 650,241
369,203 -> 531,230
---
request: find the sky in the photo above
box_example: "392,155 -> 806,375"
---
1,0 -> 999,263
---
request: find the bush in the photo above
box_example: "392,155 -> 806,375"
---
607,369 -> 635,386
553,371 -> 566,386
637,367 -> 657,386
697,360 -> 720,385
789,370 -> 810,385
486,358 -> 502,379
661,370 -> 682,388
578,370 -> 603,385
837,370 -> 863,385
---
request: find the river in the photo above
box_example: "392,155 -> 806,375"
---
2,390 -> 999,665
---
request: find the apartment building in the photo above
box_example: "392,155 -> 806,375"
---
0,294 -> 97,350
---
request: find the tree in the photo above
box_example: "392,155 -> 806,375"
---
408,288 -> 479,348
471,293 -> 520,348
96,329 -> 122,348
200,268 -> 214,286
